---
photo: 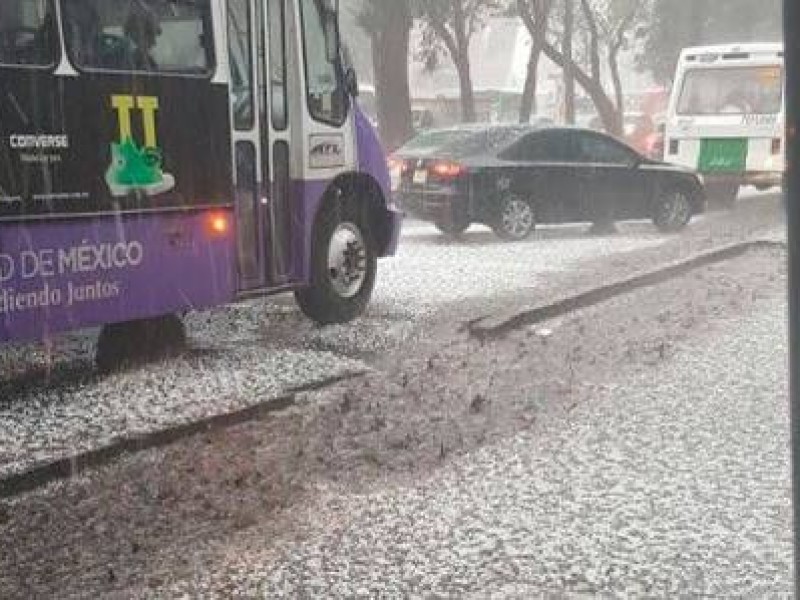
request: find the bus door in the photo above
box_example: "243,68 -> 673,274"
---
226,0 -> 293,292
261,0 -> 294,287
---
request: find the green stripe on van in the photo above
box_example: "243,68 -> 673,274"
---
698,138 -> 748,173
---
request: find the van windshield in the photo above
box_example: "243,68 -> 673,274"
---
677,65 -> 783,116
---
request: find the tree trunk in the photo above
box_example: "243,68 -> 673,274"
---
519,41 -> 543,123
456,55 -> 477,123
563,0 -> 575,124
608,43 -> 625,135
541,40 -> 620,134
372,5 -> 413,152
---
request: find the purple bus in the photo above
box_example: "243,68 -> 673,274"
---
0,0 -> 401,368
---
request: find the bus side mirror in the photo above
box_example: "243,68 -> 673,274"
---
345,68 -> 359,97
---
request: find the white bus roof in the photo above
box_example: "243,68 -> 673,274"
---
679,43 -> 783,63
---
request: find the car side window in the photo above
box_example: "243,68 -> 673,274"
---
502,132 -> 574,163
577,133 -> 637,165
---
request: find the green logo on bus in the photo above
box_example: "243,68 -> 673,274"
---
105,94 -> 175,197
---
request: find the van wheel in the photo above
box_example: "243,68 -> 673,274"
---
493,194 -> 536,241
653,188 -> 693,232
707,183 -> 739,209
96,315 -> 186,373
295,195 -> 377,325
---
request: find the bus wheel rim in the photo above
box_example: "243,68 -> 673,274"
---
327,222 -> 367,299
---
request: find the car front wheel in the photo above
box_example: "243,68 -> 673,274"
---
493,194 -> 536,241
653,188 -> 693,233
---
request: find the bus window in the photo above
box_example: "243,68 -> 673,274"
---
299,0 -> 347,126
268,0 -> 288,131
0,0 -> 57,67
677,66 -> 783,116
227,0 -> 254,130
62,0 -> 214,75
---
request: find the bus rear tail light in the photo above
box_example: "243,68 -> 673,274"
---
772,138 -> 782,155
430,161 -> 464,179
206,211 -> 231,237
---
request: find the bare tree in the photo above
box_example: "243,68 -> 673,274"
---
417,0 -> 499,123
563,0 -> 575,124
517,0 -> 645,134
358,0 -> 414,151
516,0 -> 553,123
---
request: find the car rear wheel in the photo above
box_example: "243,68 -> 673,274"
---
653,188 -> 693,233
706,183 -> 739,209
493,195 -> 536,241
295,196 -> 377,325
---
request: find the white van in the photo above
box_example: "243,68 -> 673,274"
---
664,43 -> 784,205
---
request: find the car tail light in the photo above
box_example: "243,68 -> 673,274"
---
772,138 -> 782,155
387,156 -> 406,172
430,160 -> 464,179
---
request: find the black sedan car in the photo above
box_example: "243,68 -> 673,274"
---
390,124 -> 705,240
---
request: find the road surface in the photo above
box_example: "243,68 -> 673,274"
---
0,192 -> 791,598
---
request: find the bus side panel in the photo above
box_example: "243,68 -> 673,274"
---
1,70 -> 233,217
287,108 -> 402,286
291,179 -> 328,286
0,211 -> 235,344
353,106 -> 402,257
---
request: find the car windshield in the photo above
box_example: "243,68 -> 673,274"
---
1,1 -> 793,598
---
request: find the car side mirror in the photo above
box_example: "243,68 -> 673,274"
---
345,68 -> 359,97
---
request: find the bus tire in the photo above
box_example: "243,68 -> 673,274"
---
295,195 -> 377,325
706,183 -> 739,209
96,315 -> 186,373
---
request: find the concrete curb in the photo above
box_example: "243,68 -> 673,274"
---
469,239 -> 787,342
0,371 -> 366,499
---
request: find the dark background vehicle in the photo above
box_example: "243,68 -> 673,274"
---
391,124 -> 706,240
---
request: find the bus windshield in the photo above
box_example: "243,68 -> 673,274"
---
677,65 -> 783,116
